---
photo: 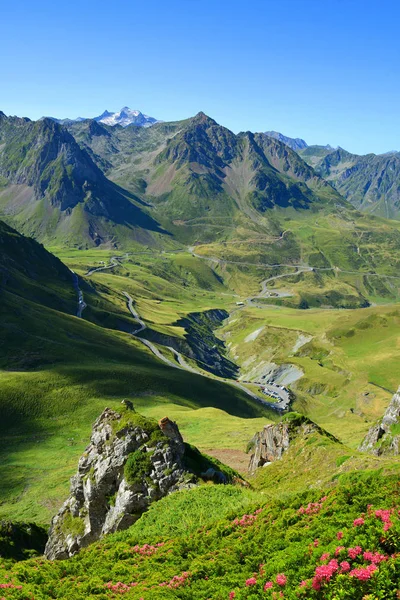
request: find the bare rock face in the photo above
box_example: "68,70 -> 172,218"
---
248,413 -> 335,474
359,386 -> 400,455
45,408 -> 191,560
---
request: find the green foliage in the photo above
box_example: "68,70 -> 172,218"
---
1,473 -> 400,598
124,450 -> 153,486
336,455 -> 351,467
390,422 -> 400,436
60,512 -> 85,537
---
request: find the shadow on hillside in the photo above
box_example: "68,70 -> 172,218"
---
103,181 -> 172,236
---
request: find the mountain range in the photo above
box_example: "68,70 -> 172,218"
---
43,107 -> 159,128
0,110 -> 343,247
266,131 -> 400,220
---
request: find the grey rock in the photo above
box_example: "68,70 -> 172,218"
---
45,408 -> 192,560
359,386 -> 400,455
248,415 -> 337,474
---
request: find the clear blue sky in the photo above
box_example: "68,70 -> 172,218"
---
1,0 -> 399,154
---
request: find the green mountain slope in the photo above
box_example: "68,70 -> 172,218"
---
299,145 -> 400,220
2,417 -> 400,598
0,113 -> 165,247
67,113 -> 345,246
64,114 -> 400,306
0,218 -> 268,523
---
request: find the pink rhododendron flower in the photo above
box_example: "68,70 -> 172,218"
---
299,580 -> 308,588
229,592 -> 235,599
340,561 -> 351,573
363,551 -> 387,564
276,573 -> 287,586
348,546 -> 362,559
312,578 -> 321,590
320,552 -> 330,561
245,577 -> 257,587
336,531 -> 343,540
353,517 -> 365,527
349,564 -> 377,580
264,581 -> 273,589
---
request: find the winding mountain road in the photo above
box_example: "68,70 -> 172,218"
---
83,252 -> 293,410
86,257 -> 121,276
122,291 -> 288,411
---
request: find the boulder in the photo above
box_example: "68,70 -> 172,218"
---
248,413 -> 338,474
359,386 -> 400,455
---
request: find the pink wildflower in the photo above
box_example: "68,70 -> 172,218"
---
340,561 -> 351,573
229,593 -> 235,599
363,551 -> 387,564
348,546 -> 362,559
353,517 -> 365,527
245,577 -> 257,587
312,578 -> 321,590
320,552 -> 330,561
264,581 -> 273,590
349,564 -> 377,580
336,531 -> 343,540
276,573 -> 287,586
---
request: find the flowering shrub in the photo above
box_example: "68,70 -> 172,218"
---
0,472 -> 399,599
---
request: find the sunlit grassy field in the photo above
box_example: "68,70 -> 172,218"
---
220,303 -> 400,445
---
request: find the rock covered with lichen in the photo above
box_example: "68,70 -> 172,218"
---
359,386 -> 400,455
45,408 -> 192,560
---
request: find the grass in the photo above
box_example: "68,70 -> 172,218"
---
2,464 -> 400,598
219,303 -> 400,446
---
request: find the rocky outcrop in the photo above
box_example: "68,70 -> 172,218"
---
359,386 -> 400,455
45,408 -> 193,560
247,413 -> 338,473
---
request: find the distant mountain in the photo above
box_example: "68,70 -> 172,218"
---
0,112 -> 164,246
298,145 -> 335,167
95,107 -> 159,128
67,111 -> 345,241
264,131 -> 308,152
299,145 -> 400,220
44,107 -> 159,128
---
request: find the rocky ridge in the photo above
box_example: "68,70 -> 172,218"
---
45,406 -> 235,560
45,407 -> 193,560
359,386 -> 400,455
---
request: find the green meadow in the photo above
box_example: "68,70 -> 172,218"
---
220,303 -> 400,445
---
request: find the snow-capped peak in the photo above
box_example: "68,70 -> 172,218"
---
94,107 -> 159,128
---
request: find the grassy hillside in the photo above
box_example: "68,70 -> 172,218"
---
1,421 -> 400,599
219,303 -> 400,445
0,219 -> 272,524
0,298 -> 268,524
193,206 -> 400,306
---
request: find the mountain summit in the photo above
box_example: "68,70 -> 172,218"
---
94,107 -> 159,127
265,131 -> 308,151
42,107 -> 159,128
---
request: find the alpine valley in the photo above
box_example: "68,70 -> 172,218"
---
1,107 -> 400,600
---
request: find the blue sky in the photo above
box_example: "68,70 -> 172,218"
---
1,0 -> 399,154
